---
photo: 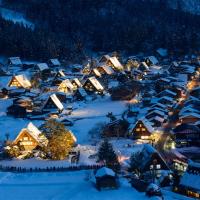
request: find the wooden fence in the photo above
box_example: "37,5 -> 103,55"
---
0,164 -> 104,173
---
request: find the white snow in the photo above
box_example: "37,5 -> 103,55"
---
0,99 -> 42,141
68,97 -> 126,144
0,170 -> 191,200
96,167 -> 115,177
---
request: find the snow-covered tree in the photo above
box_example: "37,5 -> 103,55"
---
44,119 -> 76,160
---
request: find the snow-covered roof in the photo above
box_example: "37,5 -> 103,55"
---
88,77 -> 104,91
102,65 -> 114,75
159,96 -> 174,103
191,86 -> 200,92
176,74 -> 188,83
179,107 -> 200,116
151,103 -> 167,109
99,54 -> 111,62
36,63 -> 49,71
13,122 -> 47,145
59,79 -> 74,91
69,130 -> 77,143
49,58 -> 61,66
147,110 -> 166,117
96,167 -> 115,178
172,61 -> 179,67
57,70 -> 65,77
27,122 -> 41,139
180,65 -> 195,74
149,116 -> 165,123
147,56 -> 159,65
156,48 -> 168,57
180,161 -> 200,191
149,65 -> 162,74
140,62 -> 149,70
180,172 -> 200,191
77,88 -> 87,97
160,78 -> 171,83
138,144 -> 169,171
180,112 -> 200,119
73,78 -> 82,87
158,89 -> 177,97
9,74 -> 31,88
109,57 -> 123,70
50,94 -> 64,111
130,118 -> 154,133
93,68 -> 101,77
8,57 -> 22,65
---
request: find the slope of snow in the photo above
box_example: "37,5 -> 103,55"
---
0,99 -> 42,141
68,96 -> 127,144
0,7 -> 34,29
69,96 -> 126,119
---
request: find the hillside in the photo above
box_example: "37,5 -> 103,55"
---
0,0 -> 200,61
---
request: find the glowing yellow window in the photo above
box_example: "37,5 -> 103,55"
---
136,128 -> 140,131
142,128 -> 146,131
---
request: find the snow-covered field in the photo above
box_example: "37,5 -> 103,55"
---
0,170 -> 192,200
70,97 -> 127,144
0,98 -> 42,141
0,95 -> 127,143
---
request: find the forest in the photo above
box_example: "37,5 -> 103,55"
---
1,0 -> 200,62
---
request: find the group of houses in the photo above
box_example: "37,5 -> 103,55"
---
127,56 -> 200,147
0,55 -> 130,119
0,51 -> 200,198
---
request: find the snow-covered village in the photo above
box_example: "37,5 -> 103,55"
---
0,1 -> 200,200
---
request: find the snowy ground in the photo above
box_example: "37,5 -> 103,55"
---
69,96 -> 127,144
0,98 -> 42,141
0,170 -> 192,200
0,95 -> 127,143
0,87 -> 192,200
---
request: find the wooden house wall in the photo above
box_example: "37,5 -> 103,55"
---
9,77 -> 22,88
132,121 -> 152,139
14,130 -> 39,151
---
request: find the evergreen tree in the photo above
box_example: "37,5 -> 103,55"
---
97,139 -> 120,172
129,151 -> 143,175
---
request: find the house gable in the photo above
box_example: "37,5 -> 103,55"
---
131,120 -> 153,139
8,77 -> 22,88
13,129 -> 40,151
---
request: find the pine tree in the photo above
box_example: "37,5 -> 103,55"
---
97,139 -> 120,172
129,151 -> 143,175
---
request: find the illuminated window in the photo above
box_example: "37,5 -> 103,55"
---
142,128 -> 146,131
156,164 -> 161,169
187,191 -> 200,198
139,124 -> 142,127
23,137 -> 28,141
21,141 -> 33,145
141,136 -> 149,139
136,128 -> 140,131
